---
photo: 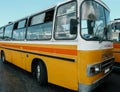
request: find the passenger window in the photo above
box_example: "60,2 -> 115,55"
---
0,28 -> 4,40
18,19 -> 27,28
27,9 -> 54,40
30,13 -> 45,26
12,19 -> 27,40
44,10 -> 54,22
27,22 -> 52,40
55,2 -> 77,40
4,24 -> 13,40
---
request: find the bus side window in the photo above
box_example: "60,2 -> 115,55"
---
27,9 -> 54,40
4,24 -> 13,41
0,27 -> 4,40
55,1 -> 77,40
12,19 -> 27,41
44,10 -> 54,22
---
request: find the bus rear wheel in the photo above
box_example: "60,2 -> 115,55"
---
1,52 -> 6,63
35,62 -> 47,86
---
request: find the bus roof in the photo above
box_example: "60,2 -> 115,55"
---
111,18 -> 120,24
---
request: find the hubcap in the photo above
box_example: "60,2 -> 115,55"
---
2,54 -> 5,62
36,65 -> 41,80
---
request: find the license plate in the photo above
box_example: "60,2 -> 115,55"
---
104,68 -> 110,74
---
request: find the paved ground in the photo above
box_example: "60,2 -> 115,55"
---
0,61 -> 120,92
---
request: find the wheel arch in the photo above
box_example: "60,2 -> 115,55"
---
1,50 -> 4,57
31,58 -> 48,77
1,50 -> 4,54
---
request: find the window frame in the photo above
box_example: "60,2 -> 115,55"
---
54,1 -> 77,40
12,18 -> 28,41
0,27 -> 4,39
29,13 -> 45,26
26,8 -> 54,41
4,24 -> 14,40
26,21 -> 53,41
80,0 -> 110,41
17,19 -> 27,29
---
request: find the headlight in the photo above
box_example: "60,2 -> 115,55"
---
87,63 -> 101,76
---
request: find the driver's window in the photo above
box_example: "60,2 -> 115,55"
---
55,1 -> 77,40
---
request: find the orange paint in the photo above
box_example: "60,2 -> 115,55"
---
1,43 -> 77,56
113,43 -> 120,48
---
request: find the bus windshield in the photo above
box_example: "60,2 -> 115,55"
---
112,22 -> 120,42
115,22 -> 120,30
81,1 -> 111,42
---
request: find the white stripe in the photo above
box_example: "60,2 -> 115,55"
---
0,40 -> 113,50
78,41 -> 113,50
0,41 -> 77,45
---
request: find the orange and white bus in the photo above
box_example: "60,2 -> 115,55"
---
111,18 -> 120,68
0,0 -> 114,92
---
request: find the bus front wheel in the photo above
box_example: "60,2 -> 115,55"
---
35,61 -> 47,86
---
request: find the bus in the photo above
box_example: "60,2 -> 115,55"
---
111,18 -> 120,68
0,0 -> 114,92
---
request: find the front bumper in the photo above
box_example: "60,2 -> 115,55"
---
113,62 -> 120,71
78,71 -> 111,92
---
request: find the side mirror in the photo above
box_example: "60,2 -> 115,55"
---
70,19 -> 78,34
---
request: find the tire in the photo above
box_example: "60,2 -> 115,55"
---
1,52 -> 6,63
35,62 -> 47,86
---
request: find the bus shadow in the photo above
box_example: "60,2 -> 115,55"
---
0,60 -> 75,92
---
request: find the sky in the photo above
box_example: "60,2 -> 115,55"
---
0,0 -> 119,26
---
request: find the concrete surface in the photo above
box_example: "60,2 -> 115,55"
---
0,61 -> 119,92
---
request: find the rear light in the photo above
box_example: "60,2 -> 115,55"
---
87,63 -> 101,76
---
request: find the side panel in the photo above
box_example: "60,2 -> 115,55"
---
12,50 -> 25,69
4,49 -> 12,62
0,42 -> 78,91
113,42 -> 120,63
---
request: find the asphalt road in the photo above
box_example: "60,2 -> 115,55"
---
0,61 -> 120,92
